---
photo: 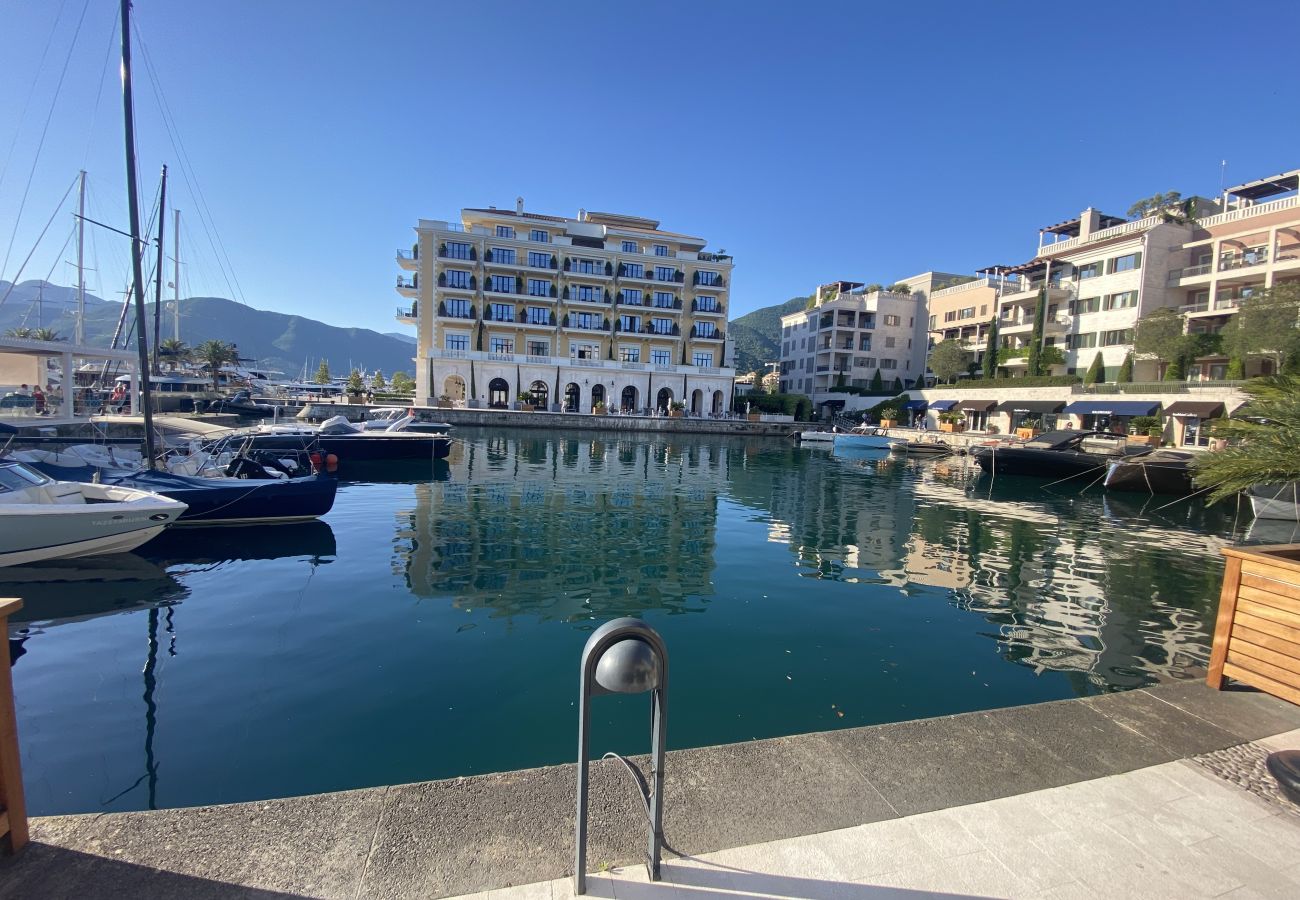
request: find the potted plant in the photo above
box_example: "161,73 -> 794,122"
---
518,391 -> 535,412
1015,415 -> 1043,440
592,401 -> 607,416
669,401 -> 686,418
1126,415 -> 1161,446
879,406 -> 901,428
938,410 -> 966,433
436,394 -> 453,409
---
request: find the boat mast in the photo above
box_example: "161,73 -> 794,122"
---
152,164 -> 166,374
119,0 -> 158,468
75,170 -> 86,345
172,208 -> 180,342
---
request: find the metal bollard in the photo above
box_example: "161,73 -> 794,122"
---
574,617 -> 668,894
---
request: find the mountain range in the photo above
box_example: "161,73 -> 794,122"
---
2,278 -> 801,380
0,280 -> 418,378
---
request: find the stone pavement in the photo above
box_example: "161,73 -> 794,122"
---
3,682 -> 1299,898
466,730 -> 1300,900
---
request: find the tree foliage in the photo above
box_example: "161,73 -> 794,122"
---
1220,283 -> 1300,369
346,369 -> 365,394
390,372 -> 415,394
158,338 -> 190,371
194,339 -> 238,391
928,339 -> 969,383
1116,352 -> 1134,383
982,318 -> 998,380
869,368 -> 884,392
1193,376 -> 1300,502
371,370 -> 386,390
1026,288 -> 1047,376
313,360 -> 332,384
1127,191 -> 1182,220
1084,352 -> 1105,386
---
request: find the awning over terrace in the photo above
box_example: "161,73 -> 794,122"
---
1061,400 -> 1162,417
957,399 -> 997,413
994,400 -> 1066,414
1164,401 -> 1225,418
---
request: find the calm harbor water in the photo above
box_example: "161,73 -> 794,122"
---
7,428 -> 1292,816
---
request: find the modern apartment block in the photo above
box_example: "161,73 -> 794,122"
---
925,276 -> 1006,370
777,273 -> 951,398
396,200 -> 735,414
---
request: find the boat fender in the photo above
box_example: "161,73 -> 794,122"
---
325,453 -> 339,473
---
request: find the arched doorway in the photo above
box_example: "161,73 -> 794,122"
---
564,382 -> 580,412
443,375 -> 466,401
712,390 -> 723,415
529,380 -> 549,409
590,384 -> 606,410
488,378 -> 509,408
656,387 -> 673,413
691,388 -> 704,415
620,385 -> 638,412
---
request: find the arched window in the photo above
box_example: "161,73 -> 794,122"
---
691,388 -> 704,414
590,384 -> 605,410
488,378 -> 509,408
620,385 -> 638,412
712,390 -> 724,415
443,375 -> 466,401
656,387 -> 673,412
564,382 -> 581,412
529,380 -> 549,409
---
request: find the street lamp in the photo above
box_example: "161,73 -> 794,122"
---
574,617 -> 669,893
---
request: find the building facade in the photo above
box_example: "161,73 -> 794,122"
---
777,273 -> 952,400
396,201 -> 735,414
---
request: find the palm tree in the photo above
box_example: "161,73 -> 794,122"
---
30,328 -> 63,342
194,339 -> 238,391
1193,376 -> 1300,503
158,338 -> 191,371
3,327 -> 33,338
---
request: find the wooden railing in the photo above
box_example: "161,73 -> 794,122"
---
0,598 -> 27,854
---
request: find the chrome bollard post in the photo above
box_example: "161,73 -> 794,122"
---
574,617 -> 668,894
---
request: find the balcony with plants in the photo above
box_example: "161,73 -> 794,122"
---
437,242 -> 478,262
436,301 -> 476,320
436,272 -> 477,294
562,316 -> 609,332
396,245 -> 419,271
483,250 -> 530,271
692,272 -> 726,290
395,304 -> 417,323
396,275 -> 419,298
691,299 -> 726,316
691,326 -> 725,341
564,258 -> 614,280
482,277 -> 521,298
562,287 -> 612,305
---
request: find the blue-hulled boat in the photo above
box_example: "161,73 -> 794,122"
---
98,468 -> 337,525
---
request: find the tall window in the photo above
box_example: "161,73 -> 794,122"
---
489,302 -> 514,322
651,317 -> 673,334
619,315 -> 640,332
697,270 -> 720,286
444,298 -> 470,318
572,312 -> 596,329
490,247 -> 515,264
488,274 -> 516,293
621,288 -> 642,305
445,241 -> 471,260
693,352 -> 713,367
880,359 -> 897,369
574,285 -> 600,303
444,333 -> 468,350
859,334 -> 872,350
489,337 -> 514,353
1109,252 -> 1142,273
695,321 -> 717,338
571,342 -> 599,359
526,306 -> 549,325
651,349 -> 671,365
654,266 -> 676,282
528,340 -> 549,356
653,291 -> 674,308
696,296 -> 718,312
527,251 -> 552,268
1101,328 -> 1134,346
883,314 -> 900,326
529,229 -> 549,242
446,269 -> 471,289
1073,296 -> 1102,314
527,278 -> 551,297
495,225 -> 515,238
573,257 -> 601,274
1104,291 -> 1138,310
1077,260 -> 1103,279
620,346 -> 641,362
654,244 -> 669,256
884,336 -> 896,348
621,240 -> 638,253
1070,332 -> 1098,349
623,262 -> 644,278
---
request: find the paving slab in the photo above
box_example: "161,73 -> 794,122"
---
1082,687 -> 1241,756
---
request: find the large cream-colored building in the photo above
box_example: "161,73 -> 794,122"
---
396,201 -> 735,414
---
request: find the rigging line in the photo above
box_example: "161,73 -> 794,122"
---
81,3 -> 121,172
0,0 -> 92,285
0,173 -> 79,309
131,21 -> 245,307
0,0 -> 70,191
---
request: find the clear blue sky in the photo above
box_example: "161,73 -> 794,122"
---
2,0 -> 1298,335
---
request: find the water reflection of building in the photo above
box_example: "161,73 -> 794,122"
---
398,434 -> 727,621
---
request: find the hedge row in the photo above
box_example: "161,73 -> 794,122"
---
935,375 -> 1081,390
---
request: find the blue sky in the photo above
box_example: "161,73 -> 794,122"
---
2,0 -> 1298,335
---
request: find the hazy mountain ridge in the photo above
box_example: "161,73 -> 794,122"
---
0,280 -> 417,377
729,295 -> 810,376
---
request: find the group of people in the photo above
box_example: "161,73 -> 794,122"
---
7,383 -> 61,416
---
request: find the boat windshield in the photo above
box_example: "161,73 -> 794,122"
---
0,461 -> 52,492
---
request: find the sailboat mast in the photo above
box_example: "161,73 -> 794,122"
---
152,164 -> 166,374
172,208 -> 180,342
76,170 -> 86,345
119,0 -> 158,468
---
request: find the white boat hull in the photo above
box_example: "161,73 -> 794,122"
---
833,433 -> 894,450
799,431 -> 835,442
1248,484 -> 1300,521
0,524 -> 172,567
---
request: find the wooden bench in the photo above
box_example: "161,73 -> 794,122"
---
1208,545 -> 1300,705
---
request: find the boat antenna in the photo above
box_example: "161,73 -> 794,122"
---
152,164 -> 166,374
119,0 -> 158,468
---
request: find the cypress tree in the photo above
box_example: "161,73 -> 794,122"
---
982,317 -> 999,380
870,368 -> 884,392
1116,352 -> 1134,383
1026,288 -> 1047,376
891,376 -> 904,391
1084,351 -> 1105,386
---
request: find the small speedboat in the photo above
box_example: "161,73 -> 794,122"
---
889,437 -> 953,457
364,407 -> 453,434
798,430 -> 836,443
1248,483 -> 1300,521
971,430 -> 1142,480
832,425 -> 894,451
100,468 -> 337,525
237,415 -> 451,463
0,460 -> 186,567
206,390 -> 284,418
1104,449 -> 1197,495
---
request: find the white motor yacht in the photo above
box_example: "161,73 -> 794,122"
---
0,460 -> 187,567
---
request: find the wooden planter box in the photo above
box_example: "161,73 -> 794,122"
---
939,422 -> 965,433
747,414 -> 761,422
1126,434 -> 1155,446
670,410 -> 684,418
1208,544 -> 1300,705
880,419 -> 898,428
1015,427 -> 1042,440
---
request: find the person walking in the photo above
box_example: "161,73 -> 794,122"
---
110,382 -> 127,413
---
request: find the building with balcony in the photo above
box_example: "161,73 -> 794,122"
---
395,199 -> 735,414
777,273 -> 944,401
925,273 -> 1020,371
